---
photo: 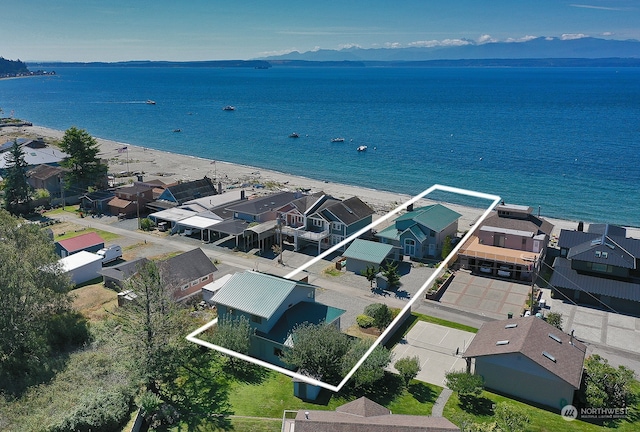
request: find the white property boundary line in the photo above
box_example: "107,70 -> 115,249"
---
187,184 -> 501,392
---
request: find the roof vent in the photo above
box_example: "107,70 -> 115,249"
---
505,323 -> 518,329
496,340 -> 509,345
542,351 -> 556,362
602,251 -> 608,259
548,333 -> 562,344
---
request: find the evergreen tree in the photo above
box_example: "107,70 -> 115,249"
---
381,260 -> 401,290
2,139 -> 32,214
361,264 -> 379,288
441,235 -> 453,260
59,127 -> 108,191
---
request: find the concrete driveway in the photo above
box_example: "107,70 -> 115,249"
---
388,321 -> 475,387
439,270 -> 531,320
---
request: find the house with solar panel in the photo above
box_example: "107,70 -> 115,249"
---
550,224 -> 640,314
375,203 -> 461,260
212,270 -> 345,368
463,316 -> 586,410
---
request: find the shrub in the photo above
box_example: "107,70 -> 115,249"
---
364,303 -> 393,330
140,217 -> 155,231
395,356 -> 421,387
356,314 -> 375,328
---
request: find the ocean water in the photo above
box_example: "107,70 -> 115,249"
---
1,66 -> 639,226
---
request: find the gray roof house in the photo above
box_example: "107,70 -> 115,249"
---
159,248 -> 218,301
100,258 -> 149,289
376,204 -> 461,260
155,177 -> 217,206
213,270 -> 345,370
283,397 -> 460,432
550,224 -> 640,314
463,316 -> 586,410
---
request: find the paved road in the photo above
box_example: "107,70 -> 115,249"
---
51,212 -> 640,374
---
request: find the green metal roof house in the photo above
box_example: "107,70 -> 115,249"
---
376,204 -> 461,260
342,239 -> 395,276
213,271 -> 345,368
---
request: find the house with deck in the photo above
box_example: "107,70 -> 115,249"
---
278,193 -> 375,254
463,316 -> 586,410
550,224 -> 640,314
457,203 -> 553,281
376,204 -> 461,260
212,270 -> 345,368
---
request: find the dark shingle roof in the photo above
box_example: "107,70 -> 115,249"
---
558,227 -> 639,268
550,257 -> 640,302
99,258 -> 149,281
26,164 -> 64,180
289,191 -> 327,214
159,248 -> 217,288
463,316 -> 586,388
320,196 -> 374,225
166,177 -> 217,204
226,191 -> 297,216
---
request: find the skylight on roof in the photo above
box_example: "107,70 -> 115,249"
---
548,333 -> 562,344
542,351 -> 556,362
591,239 -> 602,246
496,340 -> 509,345
505,323 -> 518,329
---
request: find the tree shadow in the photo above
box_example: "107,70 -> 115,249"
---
222,360 -> 268,385
408,382 -> 437,404
459,395 -> 495,416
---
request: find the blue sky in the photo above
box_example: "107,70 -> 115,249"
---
2,0 -> 639,62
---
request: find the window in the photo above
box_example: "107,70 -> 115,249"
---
430,230 -> 435,238
201,275 -> 209,282
312,218 -> 323,227
181,283 -> 189,291
522,238 -> 527,248
191,279 -> 199,287
274,348 -> 283,357
595,251 -> 601,258
251,315 -> 262,324
307,291 -> 314,299
332,222 -> 341,231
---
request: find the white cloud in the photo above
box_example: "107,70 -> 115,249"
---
561,33 -> 589,40
310,46 -> 322,52
601,31 -> 614,36
408,38 -> 471,48
339,43 -> 362,50
384,42 -> 402,48
477,34 -> 497,44
505,35 -> 538,43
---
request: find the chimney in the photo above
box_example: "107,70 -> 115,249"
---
406,203 -> 414,212
577,221 -> 584,232
218,181 -> 222,194
137,174 -> 143,182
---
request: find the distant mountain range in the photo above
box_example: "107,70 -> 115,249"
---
260,37 -> 640,62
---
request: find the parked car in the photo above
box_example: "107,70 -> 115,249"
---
96,245 -> 123,265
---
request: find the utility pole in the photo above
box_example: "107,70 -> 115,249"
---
277,215 -> 283,265
136,192 -> 141,230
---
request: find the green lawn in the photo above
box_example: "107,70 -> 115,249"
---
55,227 -> 120,242
443,383 -> 640,432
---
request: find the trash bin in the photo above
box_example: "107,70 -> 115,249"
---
507,312 -> 513,319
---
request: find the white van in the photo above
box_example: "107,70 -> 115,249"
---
97,245 -> 123,265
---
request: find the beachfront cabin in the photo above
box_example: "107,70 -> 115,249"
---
213,270 -> 345,369
463,316 -> 586,410
550,224 -> 640,314
107,183 -> 154,218
457,204 -> 553,281
155,176 -> 217,206
55,231 -> 105,258
376,203 -> 461,261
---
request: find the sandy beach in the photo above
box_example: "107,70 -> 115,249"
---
3,124 -> 638,239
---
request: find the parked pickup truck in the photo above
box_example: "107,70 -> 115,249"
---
96,245 -> 123,265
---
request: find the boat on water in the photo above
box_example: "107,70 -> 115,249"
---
173,129 -> 181,133
289,132 -> 300,138
331,137 -> 345,143
146,100 -> 156,105
222,105 -> 235,111
357,145 -> 368,152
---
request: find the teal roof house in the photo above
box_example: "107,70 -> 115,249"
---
213,271 -> 345,368
376,204 -> 461,260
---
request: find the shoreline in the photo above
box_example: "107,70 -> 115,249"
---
3,124 -> 639,238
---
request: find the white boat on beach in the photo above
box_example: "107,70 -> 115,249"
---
357,145 -> 367,152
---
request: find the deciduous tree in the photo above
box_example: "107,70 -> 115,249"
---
441,235 -> 453,260
394,356 -> 421,388
545,312 -> 563,330
494,402 -> 529,432
283,323 -> 351,384
342,339 -> 392,389
584,354 -> 634,409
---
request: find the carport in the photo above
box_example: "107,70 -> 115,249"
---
176,215 -> 222,241
388,321 -> 475,387
243,220 -> 277,252
207,218 -> 251,249
147,208 -> 197,231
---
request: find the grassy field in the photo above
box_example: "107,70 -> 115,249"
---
71,283 -> 118,322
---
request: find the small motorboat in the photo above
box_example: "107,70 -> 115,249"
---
357,145 -> 368,152
222,105 -> 235,111
289,132 -> 300,138
173,129 -> 181,133
331,137 -> 345,143
146,100 -> 156,105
